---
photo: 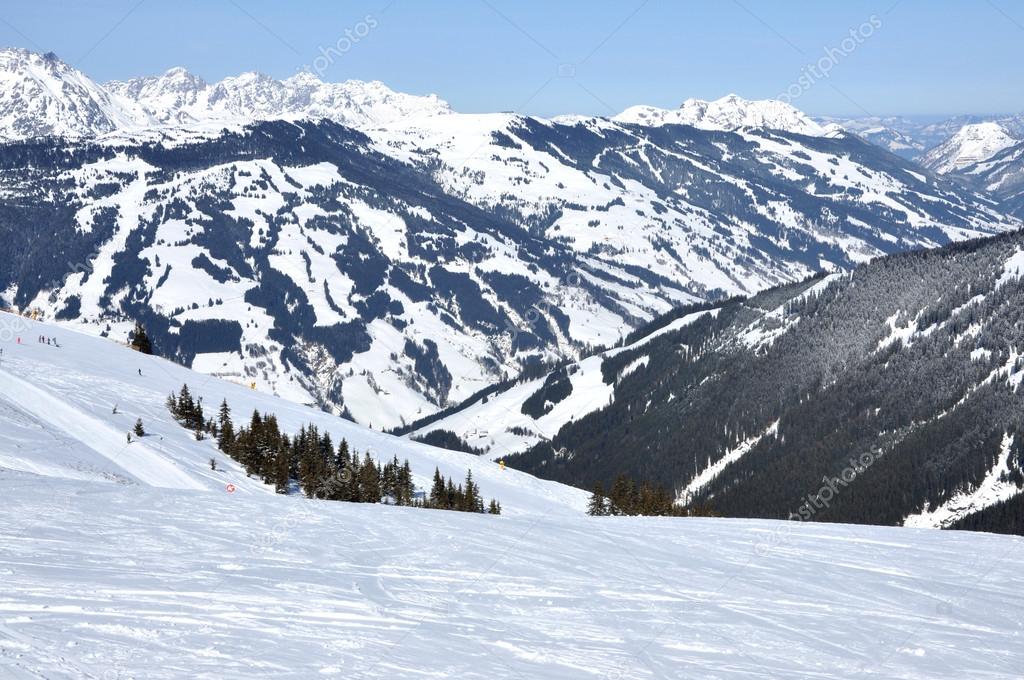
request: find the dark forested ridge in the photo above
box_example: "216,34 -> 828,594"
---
507,231 -> 1024,534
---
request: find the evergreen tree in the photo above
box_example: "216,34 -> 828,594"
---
587,482 -> 607,516
217,399 -> 234,451
358,453 -> 381,503
133,418 -> 145,437
429,467 -> 446,508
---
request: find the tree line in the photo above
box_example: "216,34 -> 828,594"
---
587,474 -> 717,517
166,384 -> 500,513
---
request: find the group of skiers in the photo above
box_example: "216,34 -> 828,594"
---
36,335 -> 60,347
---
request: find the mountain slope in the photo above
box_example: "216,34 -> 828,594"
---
0,310 -> 586,516
427,232 -> 1024,532
949,140 -> 1024,219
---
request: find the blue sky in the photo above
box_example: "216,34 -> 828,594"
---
3,0 -> 1023,118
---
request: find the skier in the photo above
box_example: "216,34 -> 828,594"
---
138,368 -> 142,376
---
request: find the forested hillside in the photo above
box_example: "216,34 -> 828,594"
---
502,232 -> 1024,533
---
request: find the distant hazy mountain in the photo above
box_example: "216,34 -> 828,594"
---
612,94 -> 839,136
920,122 -> 1020,174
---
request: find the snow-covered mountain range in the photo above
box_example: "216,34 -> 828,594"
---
0,47 -> 451,142
1,48 -> 1021,430
612,94 -> 839,136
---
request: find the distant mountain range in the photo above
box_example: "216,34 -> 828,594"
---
0,47 -> 451,141
0,47 -> 1021,433
815,114 -> 1024,219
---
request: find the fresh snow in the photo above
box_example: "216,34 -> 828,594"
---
1,472 -> 1022,678
2,308 -> 1024,679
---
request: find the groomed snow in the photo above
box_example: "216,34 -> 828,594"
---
1,314 -> 1023,678
1,473 -> 1022,679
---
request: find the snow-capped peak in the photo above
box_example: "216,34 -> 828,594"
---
110,65 -> 454,129
105,67 -> 209,125
0,48 -> 453,140
613,94 -> 831,136
0,47 -> 152,140
921,121 -> 1020,174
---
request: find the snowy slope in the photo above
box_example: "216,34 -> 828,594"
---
0,311 -> 588,517
1,471 -> 1022,679
920,122 -> 1020,174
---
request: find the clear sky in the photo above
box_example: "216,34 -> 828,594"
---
2,0 -> 1022,118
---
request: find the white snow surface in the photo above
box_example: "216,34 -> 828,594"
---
1,316 -> 1024,679
1,472 -> 1023,678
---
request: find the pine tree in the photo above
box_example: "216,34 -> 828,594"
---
397,459 -> 414,506
358,453 -> 381,503
133,418 -> 145,437
587,482 -> 608,516
272,444 -> 292,494
217,399 -> 234,451
176,384 -> 194,422
429,467 -> 446,508
488,499 -> 501,515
